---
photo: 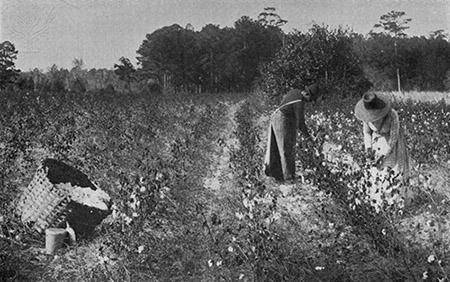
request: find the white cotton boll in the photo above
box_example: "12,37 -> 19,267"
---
155,172 -> 164,181
369,167 -> 380,178
235,212 -> 244,220
372,136 -> 390,156
243,198 -> 250,208
112,209 -> 119,219
124,216 -> 132,225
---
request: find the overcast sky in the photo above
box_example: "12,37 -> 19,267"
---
1,0 -> 448,71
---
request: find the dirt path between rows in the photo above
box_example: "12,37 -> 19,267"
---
203,101 -> 242,193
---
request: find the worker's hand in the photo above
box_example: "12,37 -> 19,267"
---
385,148 -> 392,156
364,149 -> 376,163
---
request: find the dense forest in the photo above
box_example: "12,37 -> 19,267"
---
1,9 -> 449,96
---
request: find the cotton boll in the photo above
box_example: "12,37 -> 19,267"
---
372,136 -> 390,156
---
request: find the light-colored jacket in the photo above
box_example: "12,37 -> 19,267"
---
363,109 -> 410,178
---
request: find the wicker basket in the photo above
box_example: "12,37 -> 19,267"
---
15,165 -> 70,233
15,159 -> 110,237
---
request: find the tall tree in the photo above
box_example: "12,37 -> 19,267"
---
114,57 -> 136,92
257,7 -> 287,47
429,29 -> 448,40
0,41 -> 20,89
257,7 -> 287,28
371,10 -> 412,91
70,57 -> 87,92
371,10 -> 411,38
72,57 -> 85,70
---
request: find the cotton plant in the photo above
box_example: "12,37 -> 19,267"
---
346,161 -> 404,214
360,166 -> 403,213
321,142 -> 360,175
319,138 -> 404,214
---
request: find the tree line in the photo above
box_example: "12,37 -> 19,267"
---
1,9 -> 449,95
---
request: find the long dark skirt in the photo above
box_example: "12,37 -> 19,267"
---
264,111 -> 297,181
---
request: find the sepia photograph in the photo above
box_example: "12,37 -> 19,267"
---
0,0 -> 449,280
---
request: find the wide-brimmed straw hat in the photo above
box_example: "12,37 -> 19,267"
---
354,92 -> 391,122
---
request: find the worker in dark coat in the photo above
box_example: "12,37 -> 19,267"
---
264,83 -> 323,182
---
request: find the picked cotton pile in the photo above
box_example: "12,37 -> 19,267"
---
57,182 -> 110,210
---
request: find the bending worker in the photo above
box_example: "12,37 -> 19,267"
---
354,92 -> 410,179
264,83 -> 324,182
